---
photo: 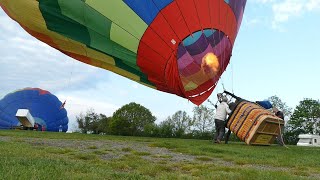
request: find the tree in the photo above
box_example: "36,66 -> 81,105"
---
268,95 -> 292,118
76,112 -> 88,133
192,105 -> 214,137
158,118 -> 175,138
167,111 -> 192,137
143,123 -> 159,137
76,109 -> 99,134
286,99 -> 320,144
96,114 -> 111,134
109,102 -> 156,136
76,109 -> 110,134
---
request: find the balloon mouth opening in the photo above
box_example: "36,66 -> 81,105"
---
176,29 -> 231,97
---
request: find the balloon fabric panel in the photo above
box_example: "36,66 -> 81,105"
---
0,0 -> 247,105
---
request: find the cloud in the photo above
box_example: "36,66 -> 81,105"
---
271,0 -> 304,29
306,0 -> 320,10
0,15 -> 17,32
0,9 -> 108,98
252,0 -> 320,30
56,92 -> 119,131
243,17 -> 262,27
253,0 -> 275,4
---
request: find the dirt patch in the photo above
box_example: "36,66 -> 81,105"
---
1,135 -> 319,178
0,136 -> 11,142
0,136 -> 195,162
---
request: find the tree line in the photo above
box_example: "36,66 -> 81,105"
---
76,96 -> 320,145
76,102 -> 221,140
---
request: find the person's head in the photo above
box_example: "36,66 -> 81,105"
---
217,93 -> 223,102
221,96 -> 228,102
272,107 -> 279,113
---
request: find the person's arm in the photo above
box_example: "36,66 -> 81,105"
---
225,103 -> 232,114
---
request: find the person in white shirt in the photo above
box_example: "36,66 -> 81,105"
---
214,95 -> 231,143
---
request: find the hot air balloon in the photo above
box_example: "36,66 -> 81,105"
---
0,0 -> 247,105
0,88 -> 68,132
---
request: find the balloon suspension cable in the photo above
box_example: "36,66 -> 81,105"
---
207,99 -> 217,108
221,81 -> 226,91
231,60 -> 234,94
278,119 -> 289,149
67,60 -> 75,89
60,59 -> 76,110
207,99 -> 214,106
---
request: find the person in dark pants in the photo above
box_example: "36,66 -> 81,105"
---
214,95 -> 231,144
224,102 -> 237,144
273,107 -> 285,146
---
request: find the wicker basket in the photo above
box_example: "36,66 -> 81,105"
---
227,101 -> 284,145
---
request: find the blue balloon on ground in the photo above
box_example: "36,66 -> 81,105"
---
0,88 -> 68,132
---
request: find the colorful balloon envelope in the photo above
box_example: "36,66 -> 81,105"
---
0,88 -> 68,131
0,0 -> 247,105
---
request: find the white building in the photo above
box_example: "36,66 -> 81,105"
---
297,134 -> 320,147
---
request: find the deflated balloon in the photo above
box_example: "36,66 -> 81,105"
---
0,0 -> 247,105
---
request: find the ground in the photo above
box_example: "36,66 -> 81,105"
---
0,130 -> 320,179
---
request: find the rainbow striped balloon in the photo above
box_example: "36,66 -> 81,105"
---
0,0 -> 247,105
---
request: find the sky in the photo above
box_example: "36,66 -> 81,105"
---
1,0 -> 320,131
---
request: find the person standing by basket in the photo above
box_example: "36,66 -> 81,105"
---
224,101 -> 237,144
214,95 -> 231,144
273,107 -> 285,146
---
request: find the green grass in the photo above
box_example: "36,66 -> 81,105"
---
87,145 -> 98,149
121,147 -> 133,152
93,150 -> 106,155
196,156 -> 213,161
0,130 -> 320,179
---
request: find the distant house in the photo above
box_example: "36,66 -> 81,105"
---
297,134 -> 320,147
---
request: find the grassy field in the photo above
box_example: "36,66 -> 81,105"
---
0,130 -> 319,180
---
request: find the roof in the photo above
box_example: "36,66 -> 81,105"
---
298,134 -> 320,139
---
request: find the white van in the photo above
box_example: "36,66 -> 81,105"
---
297,134 -> 320,147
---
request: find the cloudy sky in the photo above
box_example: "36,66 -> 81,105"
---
1,0 -> 320,130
